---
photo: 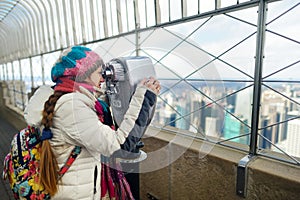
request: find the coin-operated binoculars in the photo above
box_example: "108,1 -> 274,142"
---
102,56 -> 156,163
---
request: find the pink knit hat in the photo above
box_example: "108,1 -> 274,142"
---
51,46 -> 103,82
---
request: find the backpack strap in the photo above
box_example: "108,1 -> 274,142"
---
57,146 -> 82,181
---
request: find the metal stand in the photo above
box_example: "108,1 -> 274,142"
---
236,155 -> 256,197
118,150 -> 147,164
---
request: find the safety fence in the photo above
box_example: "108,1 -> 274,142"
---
0,0 -> 299,169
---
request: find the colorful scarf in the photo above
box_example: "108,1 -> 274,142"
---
54,78 -> 134,200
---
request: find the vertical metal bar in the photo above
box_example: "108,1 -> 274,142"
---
48,0 -> 57,50
21,1 -> 37,54
62,0 -> 70,47
144,0 -> 148,27
154,0 -> 161,25
90,0 -> 97,40
41,55 -> 45,85
109,0 -> 114,34
168,0 -> 171,21
21,1 -> 39,54
182,0 -> 187,18
17,9 -> 32,56
102,0 -> 109,37
116,0 -> 123,33
79,0 -> 86,43
29,0 -> 46,53
95,0 -> 102,37
249,0 -> 267,155
0,64 -> 2,80
40,0 -> 52,51
5,63 -> 9,81
1,64 -> 4,80
215,0 -> 221,10
29,57 -> 34,90
125,0 -> 129,31
54,0 -> 63,49
18,59 -> 25,110
133,0 -> 140,56
70,0 -> 78,45
3,64 -> 5,81
11,61 -> 17,107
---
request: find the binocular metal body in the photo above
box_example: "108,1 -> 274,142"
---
102,56 -> 156,126
102,56 -> 156,161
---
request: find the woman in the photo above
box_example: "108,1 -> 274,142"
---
24,46 -> 160,199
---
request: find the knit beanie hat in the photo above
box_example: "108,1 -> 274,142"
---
51,46 -> 103,82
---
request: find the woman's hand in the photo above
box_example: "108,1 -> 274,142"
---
141,77 -> 161,95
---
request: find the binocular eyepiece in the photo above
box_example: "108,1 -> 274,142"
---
101,64 -> 114,81
102,60 -> 126,94
102,61 -> 126,83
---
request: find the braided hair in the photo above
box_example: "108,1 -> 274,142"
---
39,91 -> 65,196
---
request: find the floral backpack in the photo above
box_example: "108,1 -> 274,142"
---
2,126 -> 81,200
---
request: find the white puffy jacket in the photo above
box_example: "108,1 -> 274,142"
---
24,84 -> 156,200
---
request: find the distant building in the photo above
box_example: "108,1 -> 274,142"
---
175,104 -> 190,130
222,107 -> 250,145
205,117 -> 218,138
283,112 -> 300,157
199,100 -> 212,133
235,85 -> 252,125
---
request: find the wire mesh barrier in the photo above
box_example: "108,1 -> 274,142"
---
0,0 -> 299,169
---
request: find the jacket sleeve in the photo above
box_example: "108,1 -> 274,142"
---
117,87 -> 157,158
57,85 -> 156,159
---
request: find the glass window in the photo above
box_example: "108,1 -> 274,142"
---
31,56 -> 42,88
0,64 -> 3,80
20,58 -> 31,94
159,0 -> 170,23
43,51 -> 61,86
6,63 -> 12,81
145,0 -> 156,27
259,0 -> 300,161
170,0 -> 182,20
57,0 -> 67,47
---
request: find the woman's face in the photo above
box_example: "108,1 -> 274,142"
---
85,67 -> 105,88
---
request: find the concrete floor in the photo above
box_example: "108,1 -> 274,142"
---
0,109 -> 18,200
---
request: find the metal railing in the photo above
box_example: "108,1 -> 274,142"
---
0,0 -> 299,168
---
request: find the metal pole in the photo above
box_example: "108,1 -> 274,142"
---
182,0 -> 187,18
11,61 -> 17,107
62,0 -> 70,47
70,0 -> 78,45
249,0 -> 267,155
90,0 -> 97,40
102,0 -> 109,38
79,0 -> 86,44
29,57 -> 34,90
236,1 -> 267,197
54,0 -> 64,49
154,0 -> 161,25
41,54 -> 45,85
18,59 -> 25,110
116,0 -> 123,33
133,0 -> 140,56
3,64 -> 5,81
0,64 -> 4,81
5,63 -> 9,81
